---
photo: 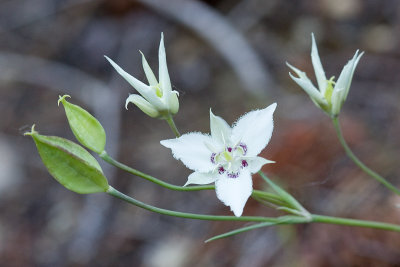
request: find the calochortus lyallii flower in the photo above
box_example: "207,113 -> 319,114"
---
105,33 -> 179,119
287,33 -> 364,117
160,104 -> 276,217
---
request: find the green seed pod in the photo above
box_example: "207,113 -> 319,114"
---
58,95 -> 106,154
25,126 -> 109,194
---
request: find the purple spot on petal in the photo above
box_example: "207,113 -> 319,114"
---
218,166 -> 225,174
227,172 -> 239,178
242,160 -> 248,168
210,153 -> 216,164
239,143 -> 247,155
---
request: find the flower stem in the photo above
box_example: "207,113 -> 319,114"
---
100,151 -> 212,191
311,214 -> 400,232
331,117 -> 400,195
165,114 -> 180,137
106,186 -> 400,233
106,186 -> 279,222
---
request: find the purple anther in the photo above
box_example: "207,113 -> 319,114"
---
227,147 -> 232,152
241,160 -> 248,168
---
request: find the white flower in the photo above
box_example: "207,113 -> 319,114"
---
105,33 -> 179,118
160,104 -> 276,217
287,33 -> 364,117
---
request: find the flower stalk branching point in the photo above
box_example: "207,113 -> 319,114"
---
161,104 -> 276,217
287,33 -> 364,117
105,33 -> 179,119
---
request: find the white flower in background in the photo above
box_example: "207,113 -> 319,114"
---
105,33 -> 179,118
160,104 -> 276,217
287,33 -> 364,117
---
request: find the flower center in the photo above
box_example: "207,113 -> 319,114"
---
210,142 -> 248,178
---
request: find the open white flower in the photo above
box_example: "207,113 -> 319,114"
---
105,33 -> 179,118
160,104 -> 276,217
287,33 -> 364,117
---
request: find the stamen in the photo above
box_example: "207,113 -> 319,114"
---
227,147 -> 232,152
241,160 -> 248,168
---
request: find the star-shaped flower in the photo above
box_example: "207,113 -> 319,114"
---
287,33 -> 363,117
105,33 -> 179,118
160,104 -> 276,217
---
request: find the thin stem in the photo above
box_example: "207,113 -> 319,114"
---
106,186 -> 279,222
100,151 -> 273,199
100,151 -> 213,191
332,117 -> 400,195
106,186 -> 400,233
165,114 -> 180,137
311,214 -> 400,232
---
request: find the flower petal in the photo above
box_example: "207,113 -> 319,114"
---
105,56 -> 165,110
331,87 -> 344,116
231,103 -> 276,157
334,50 -> 363,100
210,109 -> 232,145
125,94 -> 160,118
215,169 -> 252,217
344,51 -> 364,100
245,156 -> 275,173
160,132 -> 215,172
287,63 -> 326,105
158,33 -> 173,100
168,91 -> 179,115
184,172 -> 217,186
140,51 -> 158,87
311,33 -> 327,94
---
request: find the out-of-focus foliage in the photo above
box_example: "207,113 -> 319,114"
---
1,0 -> 400,266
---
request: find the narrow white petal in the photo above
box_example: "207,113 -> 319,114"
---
125,94 -> 160,118
184,172 -> 217,186
344,51 -> 364,99
287,63 -> 326,104
331,88 -> 344,116
215,169 -> 253,217
210,109 -> 232,145
311,33 -> 327,94
160,132 -> 216,172
168,91 -> 179,115
231,103 -> 276,157
334,51 -> 364,100
105,56 -> 165,110
158,33 -> 173,101
334,53 -> 356,91
140,51 -> 158,87
246,156 -> 275,173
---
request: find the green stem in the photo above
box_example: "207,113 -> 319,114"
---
332,117 -> 400,195
165,114 -> 180,137
311,214 -> 400,232
106,186 -> 400,233
106,186 -> 279,222
100,151 -> 213,191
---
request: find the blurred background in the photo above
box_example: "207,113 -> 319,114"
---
1,0 -> 400,266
